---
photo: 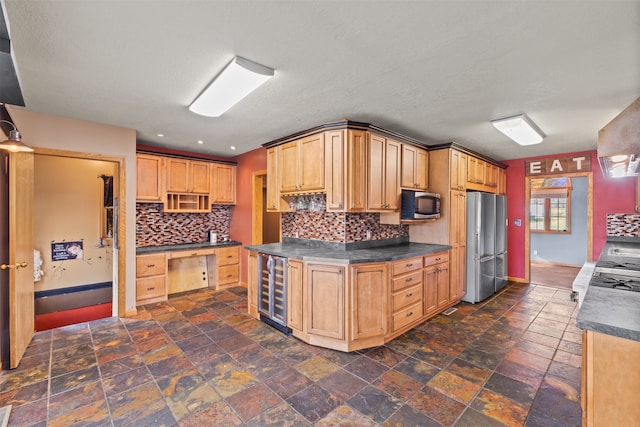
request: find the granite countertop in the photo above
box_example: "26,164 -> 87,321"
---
137,241 -> 242,254
245,240 -> 451,264
576,236 -> 640,342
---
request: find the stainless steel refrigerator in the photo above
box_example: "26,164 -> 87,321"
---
462,192 -> 507,303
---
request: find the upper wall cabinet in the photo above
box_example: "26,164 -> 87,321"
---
325,129 -> 367,212
166,158 -> 211,194
450,149 -> 467,191
136,154 -> 163,202
367,135 -> 400,211
212,164 -> 236,205
279,133 -> 325,194
401,144 -> 429,191
136,153 -> 237,211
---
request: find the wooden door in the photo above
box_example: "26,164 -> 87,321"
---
415,147 -> 429,191
367,134 -> 386,210
266,148 -> 280,211
278,141 -> 300,193
307,263 -> 344,340
346,130 -> 367,211
351,263 -> 386,340
450,149 -> 467,191
325,130 -> 345,211
190,161 -> 211,194
287,259 -> 304,333
423,265 -> 438,315
136,154 -> 163,201
401,144 -> 417,189
7,152 -> 35,368
212,164 -> 236,204
166,158 -> 189,192
384,140 -> 401,210
299,133 -> 325,192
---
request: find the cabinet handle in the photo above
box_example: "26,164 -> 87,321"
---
191,252 -> 198,256
226,274 -> 233,278
405,277 -> 412,283
227,255 -> 233,258
407,311 -> 413,317
406,263 -> 413,267
406,292 -> 413,297
435,258 -> 441,261
147,287 -> 155,291
147,264 -> 155,267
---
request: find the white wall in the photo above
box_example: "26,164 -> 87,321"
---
7,106 -> 137,314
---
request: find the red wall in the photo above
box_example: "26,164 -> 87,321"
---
228,147 -> 267,285
504,150 -> 636,280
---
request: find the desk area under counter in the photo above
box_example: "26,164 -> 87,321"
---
135,242 -> 241,306
245,239 -> 452,352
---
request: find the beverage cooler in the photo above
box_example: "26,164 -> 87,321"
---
258,253 -> 291,334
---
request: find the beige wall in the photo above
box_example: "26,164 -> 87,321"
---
7,106 -> 137,314
34,155 -> 115,292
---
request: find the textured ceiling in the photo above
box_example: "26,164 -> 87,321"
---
2,0 -> 639,160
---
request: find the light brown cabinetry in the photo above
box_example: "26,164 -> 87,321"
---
166,158 -> 211,194
367,135 -> 401,211
401,144 -> 429,191
287,259 -> 304,334
450,149 -> 467,191
266,147 -> 289,212
497,168 -> 507,195
248,251 -> 258,318
279,133 -> 325,194
389,256 -> 423,336
136,154 -> 163,201
582,330 -> 640,426
136,253 -> 167,305
424,251 -> 450,312
449,190 -> 466,301
306,263 -> 345,340
485,163 -> 499,189
216,246 -> 240,287
325,129 -> 368,212
467,156 -> 485,186
350,263 -> 387,341
212,164 -> 236,204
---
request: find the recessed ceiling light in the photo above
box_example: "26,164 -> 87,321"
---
197,140 -> 204,145
230,146 -> 236,150
157,133 -> 164,137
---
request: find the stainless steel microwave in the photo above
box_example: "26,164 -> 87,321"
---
401,190 -> 441,220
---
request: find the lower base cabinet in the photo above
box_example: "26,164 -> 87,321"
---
582,330 -> 640,426
247,250 -> 457,352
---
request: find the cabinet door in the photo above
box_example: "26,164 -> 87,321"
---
436,263 -> 450,308
212,164 -> 236,204
307,263 -> 345,340
136,154 -> 163,201
299,133 -> 325,191
497,168 -> 507,195
325,130 -> 345,211
367,134 -> 386,210
248,251 -> 258,318
449,246 -> 466,301
485,163 -> 498,189
287,259 -> 304,333
423,265 -> 438,315
384,139 -> 401,210
401,144 -> 418,189
190,161 -> 211,194
450,149 -> 467,191
166,158 -> 190,192
266,148 -> 281,211
279,141 -> 300,193
401,145 -> 429,190
347,130 -> 367,211
351,263 -> 387,340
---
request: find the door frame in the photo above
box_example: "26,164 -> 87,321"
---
524,171 -> 593,283
34,147 -> 127,317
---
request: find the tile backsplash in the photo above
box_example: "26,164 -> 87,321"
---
136,203 -> 231,247
607,213 -> 640,237
281,211 -> 408,243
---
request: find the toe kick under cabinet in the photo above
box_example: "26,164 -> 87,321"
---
136,245 -> 241,306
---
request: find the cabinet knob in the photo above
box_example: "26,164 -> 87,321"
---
407,311 -> 413,317
406,292 -> 413,297
405,277 -> 412,283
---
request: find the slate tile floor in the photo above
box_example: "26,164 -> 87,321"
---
0,283 -> 582,426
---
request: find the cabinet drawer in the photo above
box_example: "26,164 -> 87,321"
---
392,301 -> 423,332
136,276 -> 166,300
391,256 -> 423,277
217,246 -> 240,266
136,254 -> 166,277
392,283 -> 422,312
169,248 -> 216,259
424,252 -> 449,268
218,264 -> 239,285
391,270 -> 422,292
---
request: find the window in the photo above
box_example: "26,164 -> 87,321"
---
530,178 -> 571,233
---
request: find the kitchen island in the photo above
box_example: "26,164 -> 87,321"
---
576,236 -> 640,427
246,239 -> 453,352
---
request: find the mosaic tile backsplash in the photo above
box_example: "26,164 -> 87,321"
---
136,203 -> 231,247
281,211 -> 408,243
607,213 -> 640,237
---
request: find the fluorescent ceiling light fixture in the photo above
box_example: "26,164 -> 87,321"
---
189,56 -> 274,117
491,114 -> 545,145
